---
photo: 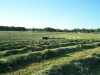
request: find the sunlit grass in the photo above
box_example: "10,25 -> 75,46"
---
0,31 -> 100,75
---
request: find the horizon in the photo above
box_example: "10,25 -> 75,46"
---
0,0 -> 100,29
0,25 -> 100,30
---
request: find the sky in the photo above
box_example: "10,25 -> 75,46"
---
0,0 -> 100,29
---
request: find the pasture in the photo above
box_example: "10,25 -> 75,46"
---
0,31 -> 100,75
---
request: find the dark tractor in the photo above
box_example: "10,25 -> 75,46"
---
42,36 -> 49,40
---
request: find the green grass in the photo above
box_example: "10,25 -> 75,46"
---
0,31 -> 100,75
33,47 -> 100,75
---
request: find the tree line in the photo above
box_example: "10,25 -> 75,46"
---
0,26 -> 100,33
0,26 -> 26,31
32,27 -> 100,33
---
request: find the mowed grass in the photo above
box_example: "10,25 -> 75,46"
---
0,31 -> 100,75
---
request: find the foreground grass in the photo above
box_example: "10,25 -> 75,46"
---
2,47 -> 100,75
1,42 -> 100,74
0,31 -> 100,75
33,47 -> 100,75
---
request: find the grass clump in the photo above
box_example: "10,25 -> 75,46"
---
33,53 -> 100,75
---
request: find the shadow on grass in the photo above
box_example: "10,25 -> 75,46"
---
33,53 -> 100,75
0,43 -> 99,74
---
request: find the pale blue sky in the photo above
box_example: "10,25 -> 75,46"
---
0,0 -> 100,29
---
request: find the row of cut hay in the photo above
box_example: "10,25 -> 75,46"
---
0,38 -> 99,52
0,45 -> 26,51
0,41 -> 81,57
1,42 -> 100,74
0,45 -> 84,73
0,42 -> 100,56
0,41 -> 90,57
33,51 -> 100,75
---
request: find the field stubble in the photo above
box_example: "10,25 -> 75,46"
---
0,31 -> 100,75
